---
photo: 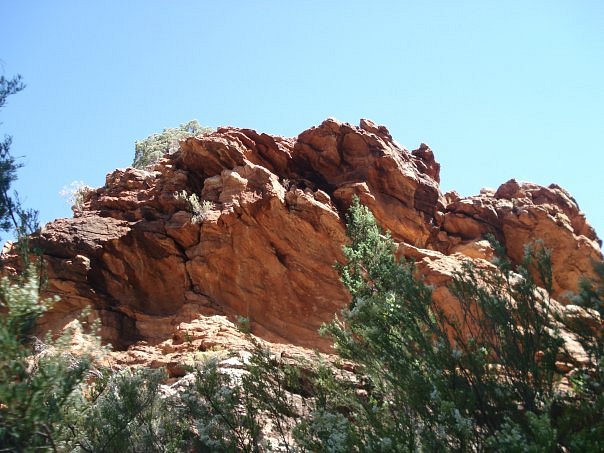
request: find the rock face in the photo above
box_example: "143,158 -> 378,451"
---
8,118 -> 601,356
435,180 -> 601,296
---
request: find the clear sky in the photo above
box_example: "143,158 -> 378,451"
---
2,1 -> 603,238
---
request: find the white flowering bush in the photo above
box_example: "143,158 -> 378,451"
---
59,181 -> 93,215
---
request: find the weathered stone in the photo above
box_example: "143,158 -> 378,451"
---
434,179 -> 602,298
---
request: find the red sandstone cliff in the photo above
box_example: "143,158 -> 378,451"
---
6,118 -> 601,367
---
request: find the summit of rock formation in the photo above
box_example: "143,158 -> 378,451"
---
4,118 -> 601,369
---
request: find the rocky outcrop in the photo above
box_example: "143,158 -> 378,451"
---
5,118 -> 601,359
431,179 -> 601,296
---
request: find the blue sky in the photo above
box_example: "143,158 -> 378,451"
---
2,1 -> 603,238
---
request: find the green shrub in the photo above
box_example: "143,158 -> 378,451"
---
322,197 -> 462,450
179,355 -> 265,451
174,190 -> 212,224
0,269 -> 91,450
0,270 -> 185,452
70,367 -> 186,452
560,262 -> 604,451
133,120 -> 212,169
319,197 -> 603,451
235,315 -> 252,334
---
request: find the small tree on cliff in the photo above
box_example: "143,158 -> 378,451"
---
132,119 -> 212,169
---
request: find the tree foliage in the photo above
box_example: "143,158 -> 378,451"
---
318,197 -> 603,451
132,120 -> 212,169
0,270 -> 91,450
0,74 -> 38,243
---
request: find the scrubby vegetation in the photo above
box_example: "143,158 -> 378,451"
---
1,198 -> 602,451
132,120 -> 212,170
174,190 -> 212,224
318,198 -> 603,451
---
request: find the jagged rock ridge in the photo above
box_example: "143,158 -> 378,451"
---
17,118 -> 602,359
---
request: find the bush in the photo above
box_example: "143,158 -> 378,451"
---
322,198 -> 464,450
132,120 -> 212,169
319,197 -> 603,451
59,180 -> 94,215
174,190 -> 212,224
0,267 -> 187,452
0,269 -> 91,450
70,367 -> 186,452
